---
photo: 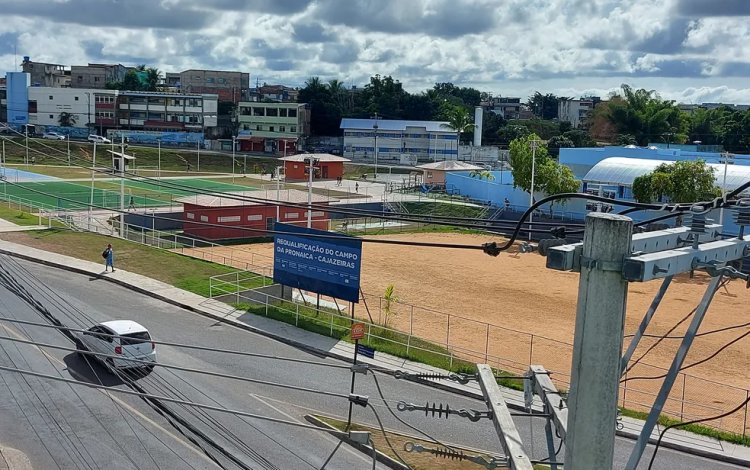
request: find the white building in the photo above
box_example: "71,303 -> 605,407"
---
28,87 -> 101,129
340,118 -> 458,162
558,98 -> 597,128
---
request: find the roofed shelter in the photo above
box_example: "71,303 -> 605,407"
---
416,161 -> 483,185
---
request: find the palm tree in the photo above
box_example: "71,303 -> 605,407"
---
146,67 -> 162,91
440,107 -> 475,160
469,169 -> 495,181
58,112 -> 77,127
327,79 -> 347,112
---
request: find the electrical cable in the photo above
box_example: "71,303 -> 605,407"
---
623,306 -> 697,376
366,402 -> 411,469
624,320 -> 750,339
647,394 -> 750,470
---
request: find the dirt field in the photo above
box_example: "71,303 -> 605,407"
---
183,232 -> 750,431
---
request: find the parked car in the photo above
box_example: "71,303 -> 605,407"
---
78,320 -> 156,370
42,132 -> 66,140
87,134 -> 111,144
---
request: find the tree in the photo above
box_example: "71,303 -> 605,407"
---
527,92 -> 558,120
616,134 -> 638,145
58,112 -> 77,127
632,160 -> 719,203
498,124 -> 530,144
563,129 -> 595,148
547,135 -> 574,157
145,67 -> 162,91
509,133 -> 580,205
469,169 -> 495,181
440,104 -> 475,146
481,111 -> 506,145
121,70 -> 143,91
382,284 -> 399,328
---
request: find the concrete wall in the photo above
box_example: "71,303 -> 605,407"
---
6,72 -> 30,125
28,87 -> 97,128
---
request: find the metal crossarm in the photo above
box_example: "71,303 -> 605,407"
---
527,366 -> 567,440
477,364 -> 534,470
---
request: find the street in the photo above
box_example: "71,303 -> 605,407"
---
0,257 -> 744,469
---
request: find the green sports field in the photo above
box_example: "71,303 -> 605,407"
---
0,178 -> 256,210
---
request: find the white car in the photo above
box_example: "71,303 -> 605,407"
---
79,320 -> 156,370
42,132 -> 66,140
87,134 -> 111,144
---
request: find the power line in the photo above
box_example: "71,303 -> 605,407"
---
0,314 -> 352,370
0,362 -> 353,437
647,394 -> 750,470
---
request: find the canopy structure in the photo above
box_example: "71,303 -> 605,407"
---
416,161 -> 483,171
583,157 -> 750,192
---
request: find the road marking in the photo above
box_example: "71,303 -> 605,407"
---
248,393 -> 376,466
0,323 -> 219,467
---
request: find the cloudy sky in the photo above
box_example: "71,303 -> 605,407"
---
1,0 -> 750,103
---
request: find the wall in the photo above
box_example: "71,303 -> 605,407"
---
237,102 -> 307,140
6,72 -> 30,125
446,171 -> 531,207
560,146 -> 732,179
108,130 -> 204,146
182,203 -> 330,240
343,129 -> 457,161
284,161 -> 343,180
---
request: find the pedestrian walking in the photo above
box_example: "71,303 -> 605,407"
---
31,156 -> 35,165
355,182 -> 359,193
102,244 -> 115,272
129,195 -> 136,211
504,197 -> 510,211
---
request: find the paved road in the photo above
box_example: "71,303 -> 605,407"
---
0,257 -> 744,469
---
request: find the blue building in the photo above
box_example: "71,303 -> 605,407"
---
6,72 -> 30,126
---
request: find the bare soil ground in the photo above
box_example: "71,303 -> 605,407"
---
181,232 -> 750,432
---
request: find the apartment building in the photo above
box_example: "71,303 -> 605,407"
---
177,69 -> 250,103
21,56 -> 70,88
483,96 -> 522,120
116,91 -> 218,131
70,63 -> 128,89
236,102 -> 309,153
558,98 -> 600,128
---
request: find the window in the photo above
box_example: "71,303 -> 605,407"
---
49,95 -> 53,100
120,331 -> 151,345
74,96 -> 79,101
218,78 -> 226,84
279,108 -> 287,117
288,108 -> 297,118
307,211 -> 325,217
256,125 -> 262,131
266,108 -> 278,117
49,115 -> 53,119
186,213 -> 195,219
252,107 -> 265,116
206,77 -> 215,83
269,126 -> 274,132
285,213 -> 299,219
77,76 -> 83,82
290,126 -> 296,133
248,214 -> 262,221
200,215 -> 208,222
218,215 -> 241,222
94,77 -> 99,82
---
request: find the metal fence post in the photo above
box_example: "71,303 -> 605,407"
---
446,314 -> 451,349
485,324 -> 490,362
680,374 -> 687,421
529,334 -> 535,366
744,390 -> 749,439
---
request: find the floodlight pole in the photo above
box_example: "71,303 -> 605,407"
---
157,139 -> 161,180
306,157 -> 315,228
719,151 -> 732,226
89,141 -> 97,230
276,165 -> 283,221
120,135 -> 125,236
24,126 -> 28,166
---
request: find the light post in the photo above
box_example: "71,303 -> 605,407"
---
719,151 -> 734,226
528,139 -> 539,241
120,135 -> 126,235
276,165 -> 283,221
89,141 -> 97,230
67,134 -> 71,166
157,138 -> 161,180
305,156 -> 319,228
373,122 -> 379,180
24,125 -> 28,166
85,91 -> 91,134
232,135 -> 236,182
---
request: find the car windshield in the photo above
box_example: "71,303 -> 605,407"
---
119,331 -> 151,345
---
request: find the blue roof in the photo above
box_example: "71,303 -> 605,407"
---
340,118 -> 453,132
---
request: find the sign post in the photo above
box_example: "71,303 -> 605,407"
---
347,315 -> 362,428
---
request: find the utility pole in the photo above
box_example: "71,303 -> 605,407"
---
565,212 -> 632,470
89,142 -> 97,231
305,157 -> 318,228
157,138 -> 161,180
24,125 -> 28,166
373,114 -> 379,180
719,151 -> 733,225
276,165 -> 282,221
120,135 -> 126,236
528,139 -> 539,241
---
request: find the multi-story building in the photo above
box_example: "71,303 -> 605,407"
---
483,96 -> 522,120
257,84 -> 299,102
21,56 -> 69,88
340,118 -> 458,162
70,63 -> 128,89
558,98 -> 600,129
236,102 -> 309,153
116,91 -> 218,132
26,87 -> 218,136
177,69 -> 249,103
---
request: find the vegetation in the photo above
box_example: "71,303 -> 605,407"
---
619,408 -> 750,447
632,160 -> 720,203
58,112 -> 77,127
508,133 -> 580,207
107,65 -> 162,92
382,284 -> 398,328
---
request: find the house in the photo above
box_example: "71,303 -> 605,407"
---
70,63 -> 128,89
21,56 -> 69,88
280,154 -> 350,181
178,189 -> 333,240
177,69 -> 250,103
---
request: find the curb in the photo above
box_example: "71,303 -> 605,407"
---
303,415 -> 409,470
1,247 -> 749,467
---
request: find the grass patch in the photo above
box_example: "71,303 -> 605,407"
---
619,408 -> 750,447
402,201 -> 487,219
314,414 -> 495,470
236,298 -> 524,388
0,228 -> 265,297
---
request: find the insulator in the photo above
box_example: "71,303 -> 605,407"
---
433,447 -> 466,461
424,402 -> 450,418
733,199 -> 750,226
690,210 -> 706,234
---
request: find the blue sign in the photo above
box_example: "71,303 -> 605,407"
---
273,222 -> 362,303
356,344 -> 375,358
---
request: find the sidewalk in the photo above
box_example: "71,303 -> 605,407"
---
0,239 -> 748,466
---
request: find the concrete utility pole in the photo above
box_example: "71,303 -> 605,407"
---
305,157 -> 318,228
565,212 -> 632,470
